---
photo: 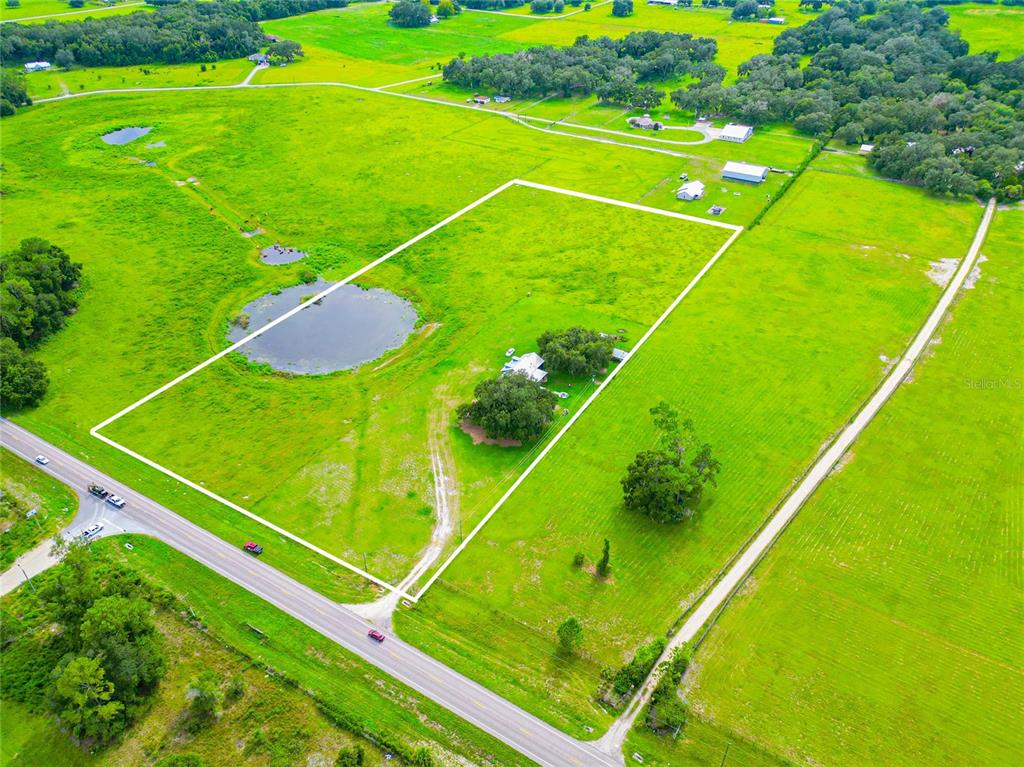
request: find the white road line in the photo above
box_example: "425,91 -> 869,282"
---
91,179 -> 738,601
597,198 -> 998,753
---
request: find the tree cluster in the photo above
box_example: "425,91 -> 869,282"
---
389,0 -> 433,26
621,402 -> 720,524
458,373 -> 558,442
646,646 -> 691,734
443,31 -> 717,100
0,540 -> 166,745
1,238 -> 82,410
537,326 -> 614,377
461,0 -> 525,10
671,3 -> 1024,199
1,69 -> 32,117
611,0 -> 633,15
1,0 -> 346,68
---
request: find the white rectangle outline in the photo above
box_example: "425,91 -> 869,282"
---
91,178 -> 742,601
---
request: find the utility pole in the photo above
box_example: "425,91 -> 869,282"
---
17,563 -> 36,593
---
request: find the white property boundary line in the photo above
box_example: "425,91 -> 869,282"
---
91,179 -> 741,600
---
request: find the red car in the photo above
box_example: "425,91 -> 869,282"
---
243,542 -> 263,555
367,629 -> 386,643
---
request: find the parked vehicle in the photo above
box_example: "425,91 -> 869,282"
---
243,542 -> 263,555
106,495 -> 126,509
88,483 -> 109,499
367,629 -> 386,643
34,455 -> 50,465
82,523 -> 103,539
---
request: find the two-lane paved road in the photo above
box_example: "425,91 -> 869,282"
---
0,419 -> 620,767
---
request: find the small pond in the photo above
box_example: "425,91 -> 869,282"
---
102,126 -> 153,145
228,280 -> 418,374
261,244 -> 307,265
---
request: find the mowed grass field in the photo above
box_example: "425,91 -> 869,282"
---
22,59 -> 253,100
1,84 -> 731,600
102,183 -> 729,584
667,208 -> 1024,767
947,3 -> 1024,60
0,0 -> 144,22
395,157 -> 984,735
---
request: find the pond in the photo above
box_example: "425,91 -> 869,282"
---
102,126 -> 153,145
260,244 -> 307,265
228,280 -> 418,374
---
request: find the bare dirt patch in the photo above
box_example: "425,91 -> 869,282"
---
458,420 -> 522,447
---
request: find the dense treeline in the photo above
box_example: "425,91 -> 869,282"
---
0,69 -> 32,116
0,0 -> 346,68
443,31 -> 717,101
671,3 -> 1024,199
0,239 -> 82,409
1,541 -> 167,743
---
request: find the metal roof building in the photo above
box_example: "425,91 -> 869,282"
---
722,161 -> 768,184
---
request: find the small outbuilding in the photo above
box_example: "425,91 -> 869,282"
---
766,16 -> 786,23
718,123 -> 754,143
24,61 -> 51,72
648,0 -> 678,5
676,181 -> 705,201
501,352 -> 547,383
722,161 -> 768,184
471,94 -> 491,105
611,348 -> 629,363
859,143 -> 875,154
494,95 -> 511,103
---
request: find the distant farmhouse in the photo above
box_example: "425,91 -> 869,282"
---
24,61 -> 51,72
471,94 -> 491,105
676,181 -> 705,201
648,0 -> 678,5
501,352 -> 547,383
628,114 -> 664,131
722,161 -> 768,184
718,123 -> 754,143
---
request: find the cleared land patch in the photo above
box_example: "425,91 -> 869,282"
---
395,159 -> 983,736
947,3 -> 1024,60
97,181 -> 730,588
670,208 -> 1024,767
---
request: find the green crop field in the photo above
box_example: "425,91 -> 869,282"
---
1,84 -> 744,600
395,156 -> 983,735
101,182 -> 729,584
661,207 -> 1024,767
0,449 -> 77,570
947,3 -> 1024,60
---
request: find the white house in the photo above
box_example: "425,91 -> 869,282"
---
628,114 -> 663,131
24,61 -> 51,73
722,161 -> 768,184
501,352 -> 547,383
676,181 -> 705,201
648,0 -> 678,5
718,123 -> 754,143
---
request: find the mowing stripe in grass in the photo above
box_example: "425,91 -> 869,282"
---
92,179 -> 738,599
598,197 -> 998,751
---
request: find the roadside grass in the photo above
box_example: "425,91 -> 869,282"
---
107,535 -> 531,765
1,598 -> 388,767
395,160 -> 982,735
947,3 -> 1024,60
673,208 -> 1024,767
0,0 -> 144,22
23,59 -> 252,100
0,448 -> 77,570
2,85 -> 741,600
101,182 -> 728,584
625,716 -> 794,767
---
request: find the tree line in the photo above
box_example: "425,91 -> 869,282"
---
442,31 -> 717,102
1,238 -> 82,410
671,2 -> 1024,199
0,0 -> 345,68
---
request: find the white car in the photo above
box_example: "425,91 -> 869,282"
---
34,455 -> 50,465
82,523 -> 104,539
106,495 -> 126,509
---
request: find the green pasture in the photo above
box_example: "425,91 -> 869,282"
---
674,208 -> 1024,767
396,159 -> 983,735
22,58 -> 252,100
0,449 -> 77,570
102,182 -> 727,584
1,84 -> 738,600
948,3 -> 1024,60
0,0 -> 143,22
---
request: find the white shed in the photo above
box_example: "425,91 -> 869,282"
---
676,181 -> 705,201
722,161 -> 768,184
718,123 -> 754,143
24,61 -> 51,72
